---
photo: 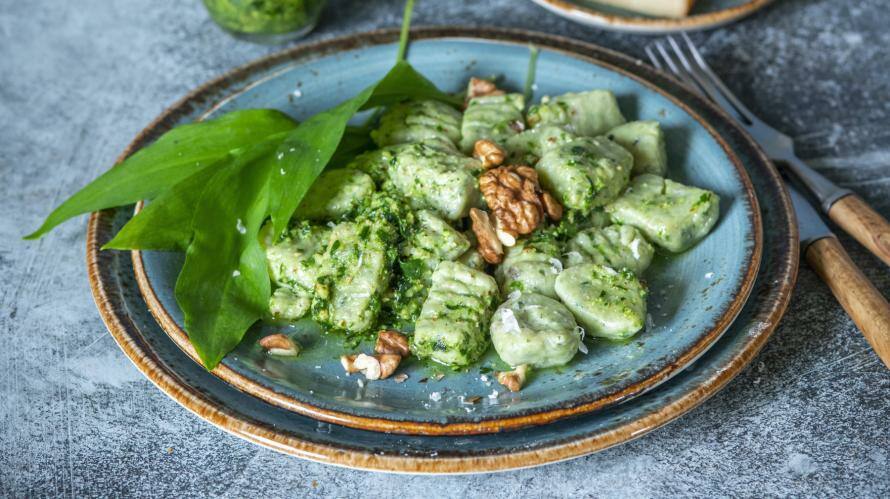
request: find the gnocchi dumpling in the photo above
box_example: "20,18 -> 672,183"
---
606,174 -> 720,252
564,225 -> 655,275
460,93 -> 525,153
388,143 -> 482,220
263,222 -> 330,320
371,99 -> 462,151
606,120 -> 668,177
495,240 -> 562,298
390,211 -> 472,325
527,90 -> 626,137
503,125 -> 575,165
412,261 -> 499,367
536,136 -> 633,213
311,219 -> 394,334
554,263 -> 647,341
297,169 -> 375,221
490,292 -> 581,368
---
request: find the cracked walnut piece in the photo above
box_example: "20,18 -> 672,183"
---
467,77 -> 505,101
470,207 -> 504,264
342,353 -> 401,380
496,364 -> 530,392
473,139 -> 506,169
479,165 -> 563,246
375,330 -> 410,357
258,334 -> 300,356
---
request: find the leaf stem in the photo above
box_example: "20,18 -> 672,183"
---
396,0 -> 416,63
523,44 -> 540,105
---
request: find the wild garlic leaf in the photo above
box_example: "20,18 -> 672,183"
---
25,109 -> 297,240
363,60 -> 462,110
102,162 -> 223,251
268,86 -> 375,235
174,139 -> 279,370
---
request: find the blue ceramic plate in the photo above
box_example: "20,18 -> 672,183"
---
529,0 -> 775,34
132,31 -> 761,435
91,28 -> 795,471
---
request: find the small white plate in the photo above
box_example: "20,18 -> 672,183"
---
529,0 -> 775,34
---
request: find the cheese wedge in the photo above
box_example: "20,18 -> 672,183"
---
595,0 -> 697,18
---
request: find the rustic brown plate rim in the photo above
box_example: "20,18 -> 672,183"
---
126,28 -> 762,435
85,28 -> 797,473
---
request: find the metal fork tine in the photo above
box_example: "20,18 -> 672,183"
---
679,33 -> 759,124
665,35 -> 749,125
644,45 -> 663,71
652,41 -> 701,92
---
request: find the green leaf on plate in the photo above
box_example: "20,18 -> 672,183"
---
174,140 -> 279,369
24,109 -> 297,239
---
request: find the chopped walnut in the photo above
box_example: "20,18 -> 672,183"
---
473,139 -> 506,169
375,330 -> 410,357
352,353 -> 401,380
541,191 -> 564,221
342,353 -> 401,380
470,208 -> 504,264
496,364 -> 530,392
340,354 -> 360,373
467,77 -> 505,101
258,334 -> 300,356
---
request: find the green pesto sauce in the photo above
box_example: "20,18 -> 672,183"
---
203,0 -> 325,35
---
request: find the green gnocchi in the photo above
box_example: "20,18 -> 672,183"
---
263,79 -> 722,387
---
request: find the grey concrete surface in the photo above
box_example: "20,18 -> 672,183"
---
1,0 -> 889,497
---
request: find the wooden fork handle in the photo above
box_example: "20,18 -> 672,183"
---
806,236 -> 890,368
828,194 -> 890,267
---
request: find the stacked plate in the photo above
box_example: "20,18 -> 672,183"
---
89,28 -> 797,473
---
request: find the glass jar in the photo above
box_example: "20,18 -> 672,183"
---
202,0 -> 327,44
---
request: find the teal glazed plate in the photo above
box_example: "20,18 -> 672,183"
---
529,0 -> 775,34
130,29 -> 762,435
89,28 -> 796,472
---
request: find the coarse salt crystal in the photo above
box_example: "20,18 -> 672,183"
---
429,392 -> 442,402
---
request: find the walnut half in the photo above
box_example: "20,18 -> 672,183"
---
375,330 -> 410,357
470,207 -> 504,264
479,165 -> 544,243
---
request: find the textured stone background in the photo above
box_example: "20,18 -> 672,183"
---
2,0 -> 889,497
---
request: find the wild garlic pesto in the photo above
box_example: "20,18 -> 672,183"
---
387,143 -> 482,220
490,292 -> 581,368
460,93 -> 525,153
606,120 -> 668,176
412,261 -> 499,367
389,210 -> 471,326
564,224 -> 655,276
371,99 -> 462,151
554,263 -> 648,340
527,90 -> 626,137
536,136 -> 633,213
297,169 -> 375,221
263,221 -> 330,320
606,174 -> 720,252
495,239 -> 562,298
345,147 -> 399,186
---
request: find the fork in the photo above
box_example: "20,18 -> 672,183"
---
646,34 -> 890,268
647,34 -> 890,368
